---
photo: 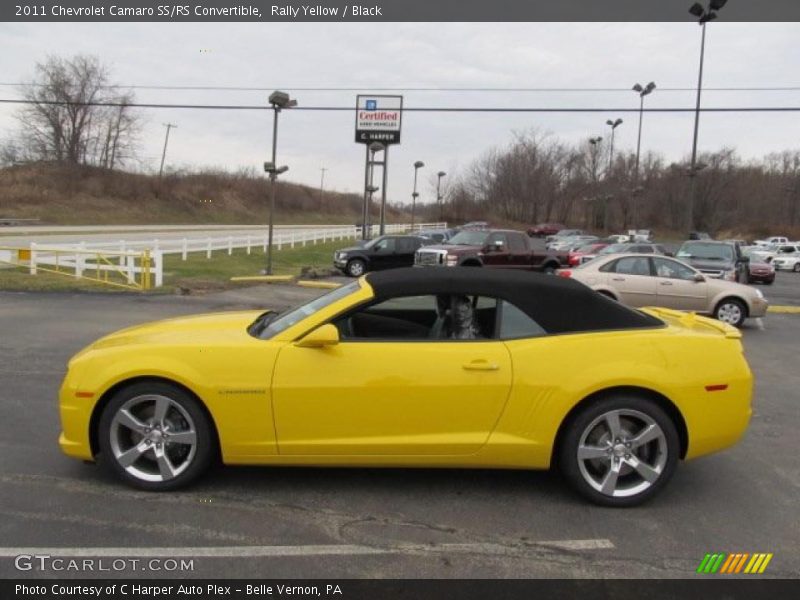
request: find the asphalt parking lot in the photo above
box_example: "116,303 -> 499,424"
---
1,273 -> 799,579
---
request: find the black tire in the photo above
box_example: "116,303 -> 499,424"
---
558,394 -> 680,507
542,262 -> 559,275
794,264 -> 800,273
713,297 -> 747,328
345,258 -> 367,277
765,278 -> 774,285
98,381 -> 214,491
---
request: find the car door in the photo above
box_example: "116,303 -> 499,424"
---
395,237 -> 419,267
602,256 -> 657,307
652,257 -> 708,311
481,232 -> 513,267
271,294 -> 513,456
369,236 -> 398,270
507,232 -> 531,269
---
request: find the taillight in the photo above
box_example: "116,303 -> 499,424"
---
558,270 -> 572,278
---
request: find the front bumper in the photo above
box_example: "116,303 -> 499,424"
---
58,373 -> 95,461
749,297 -> 769,318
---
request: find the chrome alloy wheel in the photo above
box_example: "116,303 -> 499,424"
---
109,394 -> 198,483
576,409 -> 668,498
716,302 -> 743,325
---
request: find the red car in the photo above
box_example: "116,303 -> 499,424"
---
567,242 -> 609,266
747,259 -> 775,285
527,223 -> 565,237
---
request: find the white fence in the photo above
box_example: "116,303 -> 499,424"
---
18,223 -> 447,288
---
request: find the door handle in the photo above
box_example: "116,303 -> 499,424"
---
462,360 -> 499,371
659,281 -> 673,286
612,277 -> 626,282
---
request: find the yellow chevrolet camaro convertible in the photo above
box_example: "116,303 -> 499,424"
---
59,268 -> 753,506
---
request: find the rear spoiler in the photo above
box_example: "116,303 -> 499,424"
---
642,307 -> 742,340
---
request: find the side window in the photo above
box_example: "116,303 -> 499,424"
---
373,237 -> 396,252
334,295 -> 498,341
653,258 -> 696,280
498,301 -> 546,339
613,257 -> 651,276
396,238 -> 416,253
486,233 -> 509,248
507,233 -> 527,253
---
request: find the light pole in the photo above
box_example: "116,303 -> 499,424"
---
605,118 -> 623,173
589,137 -> 605,230
411,161 -> 424,230
319,167 -> 327,205
436,171 -> 446,222
632,82 -> 656,182
264,90 -> 297,275
158,123 -> 177,178
687,0 -> 727,231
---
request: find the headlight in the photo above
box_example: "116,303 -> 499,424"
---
446,254 -> 459,266
723,270 -> 736,281
755,288 -> 764,299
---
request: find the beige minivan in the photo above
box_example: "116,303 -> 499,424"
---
562,253 -> 768,327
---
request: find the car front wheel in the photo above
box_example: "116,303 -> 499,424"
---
346,258 -> 366,277
714,298 -> 747,328
794,264 -> 800,273
558,396 -> 679,507
98,381 -> 214,490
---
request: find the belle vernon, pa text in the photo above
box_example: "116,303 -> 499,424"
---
16,583 -> 344,597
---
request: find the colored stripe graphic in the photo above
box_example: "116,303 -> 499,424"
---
701,553 -> 774,574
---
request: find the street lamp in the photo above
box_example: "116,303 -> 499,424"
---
632,81 -> 656,182
436,171 -> 447,222
412,161 -> 425,230
687,0 -> 727,231
605,118 -> 623,172
588,137 -> 605,230
264,90 -> 297,275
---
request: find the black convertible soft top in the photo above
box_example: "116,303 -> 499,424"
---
365,268 -> 663,334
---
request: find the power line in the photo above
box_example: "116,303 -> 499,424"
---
2,82 -> 800,93
1,98 -> 800,113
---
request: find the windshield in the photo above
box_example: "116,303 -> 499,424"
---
677,242 -> 734,261
598,243 -> 629,255
448,231 -> 490,246
254,281 -> 360,339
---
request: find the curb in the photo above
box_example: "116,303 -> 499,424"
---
767,306 -> 800,314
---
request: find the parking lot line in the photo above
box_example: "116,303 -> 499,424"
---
767,305 -> 800,314
0,540 -> 614,558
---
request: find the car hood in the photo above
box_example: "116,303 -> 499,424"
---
88,310 -> 267,350
335,246 -> 362,254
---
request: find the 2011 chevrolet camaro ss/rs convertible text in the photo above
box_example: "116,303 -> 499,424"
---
58,268 -> 753,506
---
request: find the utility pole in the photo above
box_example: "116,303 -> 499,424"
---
158,123 -> 176,178
319,167 -> 327,205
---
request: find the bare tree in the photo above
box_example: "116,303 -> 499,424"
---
15,55 -> 139,168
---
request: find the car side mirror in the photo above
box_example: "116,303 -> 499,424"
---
295,324 -> 340,348
693,273 -> 705,283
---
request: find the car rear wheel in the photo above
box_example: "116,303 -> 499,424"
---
714,298 -> 747,328
98,381 -> 214,491
346,258 -> 366,277
558,396 -> 679,507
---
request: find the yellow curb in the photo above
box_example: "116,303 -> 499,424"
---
297,280 -> 342,289
767,305 -> 800,314
230,275 -> 294,283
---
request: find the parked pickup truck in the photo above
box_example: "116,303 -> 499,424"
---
414,228 -> 566,273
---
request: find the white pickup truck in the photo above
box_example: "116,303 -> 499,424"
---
754,236 -> 789,247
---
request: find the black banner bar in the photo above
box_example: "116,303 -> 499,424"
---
4,579 -> 800,600
4,0 -> 800,22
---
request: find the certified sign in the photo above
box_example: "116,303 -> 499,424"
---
355,95 -> 403,144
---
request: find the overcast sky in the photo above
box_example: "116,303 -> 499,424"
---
1,22 -> 799,207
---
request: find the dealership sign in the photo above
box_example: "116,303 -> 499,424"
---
355,95 -> 403,144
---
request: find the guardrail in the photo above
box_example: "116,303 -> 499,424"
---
1,222 -> 447,289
